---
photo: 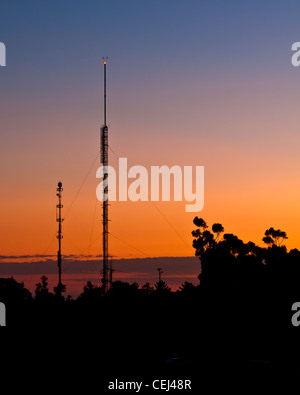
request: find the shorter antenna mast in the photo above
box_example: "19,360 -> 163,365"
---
56,181 -> 64,293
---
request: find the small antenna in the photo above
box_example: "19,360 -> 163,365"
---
157,268 -> 163,282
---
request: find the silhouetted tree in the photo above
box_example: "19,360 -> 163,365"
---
108,281 -> 139,298
0,277 -> 32,304
35,275 -> 53,300
221,233 -> 246,256
212,223 -> 224,241
0,278 -> 32,326
192,218 -> 267,296
54,283 -> 66,298
193,217 -> 208,229
141,282 -> 154,295
178,281 -> 197,296
76,281 -> 103,306
192,218 -> 216,256
262,227 -> 288,246
154,280 -> 171,294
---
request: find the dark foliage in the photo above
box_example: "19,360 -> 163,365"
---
1,218 -> 300,384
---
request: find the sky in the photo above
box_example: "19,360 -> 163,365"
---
1,0 -> 300,277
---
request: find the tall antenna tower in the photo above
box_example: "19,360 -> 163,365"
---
100,58 -> 112,295
56,181 -> 64,292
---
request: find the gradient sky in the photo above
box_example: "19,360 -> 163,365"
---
1,0 -> 300,262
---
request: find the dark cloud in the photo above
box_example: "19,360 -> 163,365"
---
0,255 -> 56,260
0,256 -> 200,278
1,256 -> 200,297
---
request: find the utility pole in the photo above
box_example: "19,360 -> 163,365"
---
56,181 -> 63,293
100,57 -> 111,295
157,268 -> 163,282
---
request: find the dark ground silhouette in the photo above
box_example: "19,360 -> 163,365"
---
1,218 -> 300,391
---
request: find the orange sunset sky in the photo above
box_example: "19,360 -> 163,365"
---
1,1 -> 300,262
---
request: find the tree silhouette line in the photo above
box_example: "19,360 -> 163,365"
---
1,218 -> 300,319
1,217 -> 300,373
